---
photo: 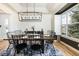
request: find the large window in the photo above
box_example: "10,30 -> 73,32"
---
61,4 -> 79,39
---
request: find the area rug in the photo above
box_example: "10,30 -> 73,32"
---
0,43 -> 64,56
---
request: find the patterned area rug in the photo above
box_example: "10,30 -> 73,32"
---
0,43 -> 64,56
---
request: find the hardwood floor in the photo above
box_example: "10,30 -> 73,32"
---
0,40 -> 9,52
53,40 -> 79,56
0,40 -> 79,56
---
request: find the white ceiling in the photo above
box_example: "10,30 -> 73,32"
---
0,9 -> 6,14
19,3 -> 48,8
0,3 -> 67,14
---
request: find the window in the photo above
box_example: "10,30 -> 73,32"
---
61,4 -> 79,39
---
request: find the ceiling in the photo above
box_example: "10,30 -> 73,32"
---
0,3 -> 67,14
5,3 -> 67,14
0,9 -> 6,14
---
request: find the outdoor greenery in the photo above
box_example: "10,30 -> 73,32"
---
68,24 -> 79,38
71,12 -> 79,22
68,12 -> 79,38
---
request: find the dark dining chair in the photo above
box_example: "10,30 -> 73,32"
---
11,35 -> 27,55
29,30 -> 44,55
7,32 -> 13,44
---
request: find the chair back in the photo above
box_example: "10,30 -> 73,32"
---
6,32 -> 13,44
11,35 -> 25,45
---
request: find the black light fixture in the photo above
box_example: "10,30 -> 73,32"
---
18,3 -> 42,21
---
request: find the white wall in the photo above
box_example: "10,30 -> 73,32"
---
54,15 -> 61,35
0,14 -> 10,38
7,13 -> 52,34
8,13 -> 19,31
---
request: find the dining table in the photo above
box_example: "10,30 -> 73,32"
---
4,35 -> 55,54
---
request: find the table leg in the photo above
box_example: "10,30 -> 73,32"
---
41,40 -> 44,53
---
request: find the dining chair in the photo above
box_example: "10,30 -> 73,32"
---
11,34 -> 27,55
7,32 -> 13,44
30,30 -> 44,55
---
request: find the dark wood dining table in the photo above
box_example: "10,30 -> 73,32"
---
4,36 -> 55,54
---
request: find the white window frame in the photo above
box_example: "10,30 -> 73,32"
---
61,4 -> 79,42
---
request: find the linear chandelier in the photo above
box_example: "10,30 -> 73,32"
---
18,4 -> 42,21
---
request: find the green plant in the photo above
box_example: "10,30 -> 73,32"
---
71,13 -> 79,22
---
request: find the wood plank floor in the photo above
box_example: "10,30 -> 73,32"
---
0,40 -> 79,56
53,40 -> 79,56
0,40 -> 9,52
